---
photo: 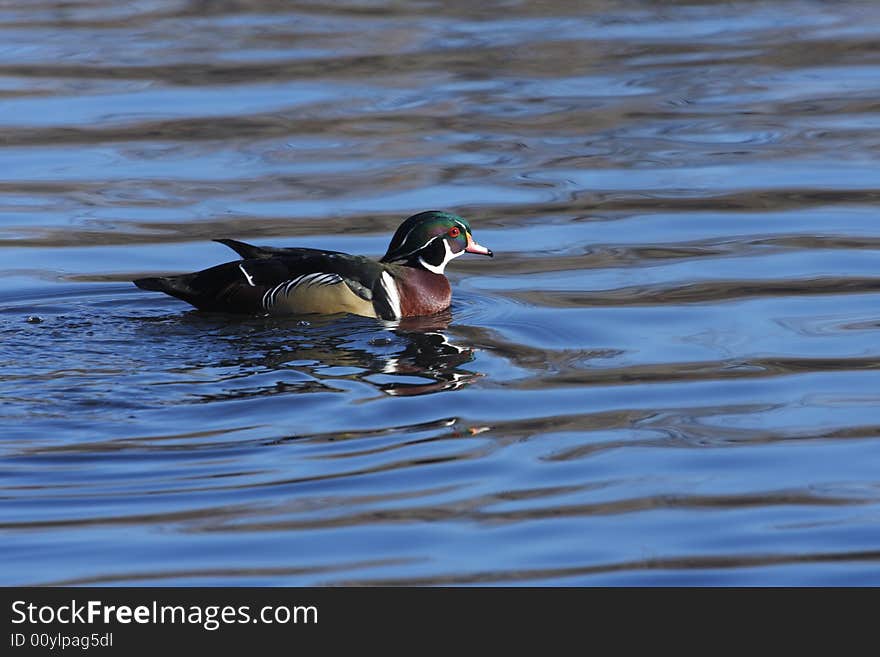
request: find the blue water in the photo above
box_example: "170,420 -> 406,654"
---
2,0 -> 880,585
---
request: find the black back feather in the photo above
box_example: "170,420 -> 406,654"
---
135,249 -> 387,314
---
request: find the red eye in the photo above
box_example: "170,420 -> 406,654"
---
448,226 -> 461,238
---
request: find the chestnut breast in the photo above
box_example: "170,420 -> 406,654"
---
395,268 -> 452,317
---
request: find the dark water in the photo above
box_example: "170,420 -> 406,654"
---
3,0 -> 880,585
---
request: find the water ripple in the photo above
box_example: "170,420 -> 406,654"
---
3,0 -> 880,586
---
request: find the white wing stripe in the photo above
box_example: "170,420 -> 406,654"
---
239,263 -> 256,286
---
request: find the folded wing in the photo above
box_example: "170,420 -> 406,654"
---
134,240 -> 386,317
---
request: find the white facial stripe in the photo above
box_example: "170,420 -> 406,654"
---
399,215 -> 462,250
397,222 -> 423,254
417,238 -> 461,275
390,221 -> 471,269
381,271 -> 402,319
445,237 -> 465,263
391,234 -> 442,262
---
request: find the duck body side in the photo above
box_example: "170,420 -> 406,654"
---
135,244 -> 402,319
133,211 -> 492,320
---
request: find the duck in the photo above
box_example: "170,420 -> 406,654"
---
133,210 -> 493,320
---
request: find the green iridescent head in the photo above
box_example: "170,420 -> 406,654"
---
381,211 -> 492,272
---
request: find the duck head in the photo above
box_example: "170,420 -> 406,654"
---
380,210 -> 493,274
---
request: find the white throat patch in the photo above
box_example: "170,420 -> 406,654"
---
418,238 -> 462,275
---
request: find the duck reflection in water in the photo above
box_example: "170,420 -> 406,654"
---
172,308 -> 479,399
374,311 -> 478,396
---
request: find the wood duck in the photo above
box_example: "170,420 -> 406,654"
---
133,210 -> 493,320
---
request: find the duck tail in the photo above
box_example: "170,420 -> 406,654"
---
132,276 -> 168,292
133,274 -> 209,309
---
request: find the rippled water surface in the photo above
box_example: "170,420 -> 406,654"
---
3,0 -> 880,585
